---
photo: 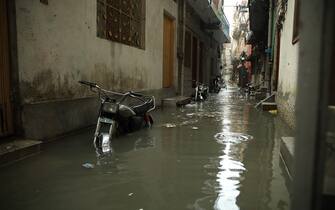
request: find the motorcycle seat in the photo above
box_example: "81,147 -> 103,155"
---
132,98 -> 154,115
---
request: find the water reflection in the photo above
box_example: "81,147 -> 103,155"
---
215,143 -> 245,210
214,133 -> 251,210
214,89 -> 251,210
95,132 -> 156,168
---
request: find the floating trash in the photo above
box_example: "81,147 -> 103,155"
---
202,113 -> 216,118
186,113 -> 195,117
214,132 -> 253,144
180,119 -> 198,126
82,163 -> 95,169
128,193 -> 134,196
162,123 -> 177,128
192,127 -> 199,130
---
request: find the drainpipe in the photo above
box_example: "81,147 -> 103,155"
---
177,0 -> 186,96
266,0 -> 275,94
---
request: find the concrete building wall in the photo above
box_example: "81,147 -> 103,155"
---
15,0 -> 178,140
16,0 -> 178,103
276,0 -> 299,129
183,3 -> 221,96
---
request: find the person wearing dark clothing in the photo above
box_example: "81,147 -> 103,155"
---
238,62 -> 248,88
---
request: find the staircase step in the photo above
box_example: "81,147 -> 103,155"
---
262,102 -> 277,111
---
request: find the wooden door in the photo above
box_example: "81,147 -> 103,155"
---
163,15 -> 175,88
0,0 -> 13,138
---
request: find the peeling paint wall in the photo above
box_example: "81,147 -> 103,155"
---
16,0 -> 178,104
277,0 -> 299,129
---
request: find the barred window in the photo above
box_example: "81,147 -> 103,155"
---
97,0 -> 146,49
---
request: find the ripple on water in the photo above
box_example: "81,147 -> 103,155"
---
214,132 -> 253,144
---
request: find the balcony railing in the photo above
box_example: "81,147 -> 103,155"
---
187,0 -> 231,43
218,11 -> 230,41
215,6 -> 230,42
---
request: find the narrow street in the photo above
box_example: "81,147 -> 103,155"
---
0,0 -> 334,208
0,87 -> 292,210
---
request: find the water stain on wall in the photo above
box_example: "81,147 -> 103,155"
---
91,63 -> 147,91
20,64 -> 148,104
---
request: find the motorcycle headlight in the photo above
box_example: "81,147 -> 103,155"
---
102,102 -> 119,114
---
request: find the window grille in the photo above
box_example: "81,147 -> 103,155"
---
97,0 -> 146,49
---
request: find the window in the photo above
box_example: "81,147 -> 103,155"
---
97,0 -> 146,49
292,0 -> 299,44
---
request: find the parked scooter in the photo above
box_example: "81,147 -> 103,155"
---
194,81 -> 209,101
79,81 -> 155,155
212,75 -> 226,93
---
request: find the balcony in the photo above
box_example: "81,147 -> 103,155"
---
187,0 -> 231,43
216,8 -> 231,43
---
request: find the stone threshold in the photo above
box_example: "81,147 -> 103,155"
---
280,136 -> 295,180
280,134 -> 335,197
0,138 -> 42,167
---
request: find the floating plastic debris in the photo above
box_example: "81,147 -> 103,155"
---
192,127 -> 199,130
82,163 -> 95,169
5,145 -> 14,150
163,123 -> 177,128
180,119 -> 198,126
186,113 -> 195,117
202,113 -> 216,118
128,193 -> 134,196
268,110 -> 278,115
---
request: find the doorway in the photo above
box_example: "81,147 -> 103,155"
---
163,14 -> 175,88
0,0 -> 13,138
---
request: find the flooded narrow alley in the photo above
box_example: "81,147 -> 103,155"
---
0,88 -> 292,210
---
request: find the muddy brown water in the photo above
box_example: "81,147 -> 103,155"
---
0,88 -> 292,210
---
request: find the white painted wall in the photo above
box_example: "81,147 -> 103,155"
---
15,0 -> 178,103
277,0 -> 299,127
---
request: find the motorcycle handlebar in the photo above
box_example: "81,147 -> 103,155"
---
130,91 -> 143,97
78,81 -> 150,101
78,80 -> 97,87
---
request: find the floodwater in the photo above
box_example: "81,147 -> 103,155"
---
0,87 -> 292,210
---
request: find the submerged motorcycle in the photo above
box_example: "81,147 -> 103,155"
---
211,76 -> 226,93
79,81 -> 155,155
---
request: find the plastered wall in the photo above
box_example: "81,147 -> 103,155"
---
16,0 -> 178,104
277,0 -> 299,128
